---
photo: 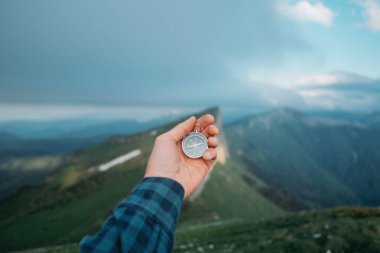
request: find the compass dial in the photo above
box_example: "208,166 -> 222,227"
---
181,132 -> 208,158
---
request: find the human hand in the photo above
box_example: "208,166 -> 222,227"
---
144,114 -> 219,199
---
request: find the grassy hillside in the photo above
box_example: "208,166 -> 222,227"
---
174,207 -> 380,253
226,108 -> 380,209
0,107 -> 283,252
14,207 -> 380,253
179,159 -> 283,226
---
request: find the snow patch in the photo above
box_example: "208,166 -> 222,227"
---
99,149 -> 142,172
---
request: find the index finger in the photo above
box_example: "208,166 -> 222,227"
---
195,114 -> 214,132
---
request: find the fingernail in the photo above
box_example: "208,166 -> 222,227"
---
204,150 -> 211,159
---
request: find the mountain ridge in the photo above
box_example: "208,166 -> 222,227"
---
226,107 -> 380,209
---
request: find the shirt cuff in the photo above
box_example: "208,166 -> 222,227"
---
114,177 -> 185,237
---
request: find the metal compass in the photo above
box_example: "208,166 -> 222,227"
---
181,124 -> 208,159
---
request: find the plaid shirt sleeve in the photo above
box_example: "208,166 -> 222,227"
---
80,177 -> 185,253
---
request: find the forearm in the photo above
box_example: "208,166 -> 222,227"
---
80,177 -> 184,253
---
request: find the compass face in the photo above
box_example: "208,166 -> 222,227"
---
181,132 -> 208,158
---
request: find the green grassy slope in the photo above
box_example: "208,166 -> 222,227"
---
179,159 -> 283,226
174,207 -> 380,253
0,107 -> 283,252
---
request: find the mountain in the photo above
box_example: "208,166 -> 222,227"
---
0,135 -> 100,158
361,111 -> 380,128
0,115 -> 182,139
225,107 -> 380,209
61,119 -> 143,138
0,131 -> 21,143
61,115 -> 183,139
0,119 -> 103,139
307,110 -> 365,123
0,107 -> 283,252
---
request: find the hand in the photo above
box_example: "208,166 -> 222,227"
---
144,114 -> 219,199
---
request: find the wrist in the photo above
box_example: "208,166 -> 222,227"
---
144,173 -> 189,199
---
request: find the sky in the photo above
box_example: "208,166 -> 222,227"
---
1,0 -> 380,121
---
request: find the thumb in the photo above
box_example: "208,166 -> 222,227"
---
167,116 -> 196,142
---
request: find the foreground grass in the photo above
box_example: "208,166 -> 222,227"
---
174,207 -> 380,253
14,207 -> 380,253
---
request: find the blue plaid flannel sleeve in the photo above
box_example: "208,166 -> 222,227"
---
80,177 -> 185,253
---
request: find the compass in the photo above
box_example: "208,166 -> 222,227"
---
181,124 -> 208,159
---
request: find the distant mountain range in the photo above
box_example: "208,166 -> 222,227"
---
226,108 -> 380,209
0,132 -> 100,158
0,107 -> 380,252
0,114 -> 181,139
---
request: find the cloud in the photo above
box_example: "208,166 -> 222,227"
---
2,1 -> 377,117
0,104 -> 197,122
279,72 -> 380,111
0,0 -> 310,111
278,0 -> 335,26
298,87 -> 380,111
358,0 -> 380,31
290,72 -> 372,87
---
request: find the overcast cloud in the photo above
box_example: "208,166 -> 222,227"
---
1,0 -> 379,120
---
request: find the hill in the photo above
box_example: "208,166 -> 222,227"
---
13,207 -> 380,253
0,107 -> 283,252
225,108 -> 380,209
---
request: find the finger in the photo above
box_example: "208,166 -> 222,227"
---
195,114 -> 214,132
208,136 -> 218,148
202,148 -> 217,161
167,116 -> 196,142
202,125 -> 219,138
